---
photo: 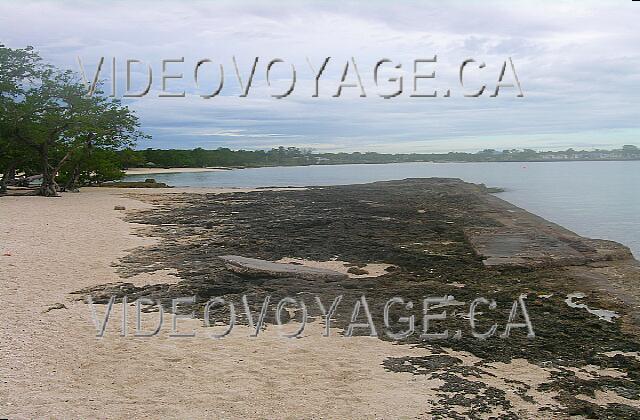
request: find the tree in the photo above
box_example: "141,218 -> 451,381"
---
0,44 -> 146,196
118,148 -> 145,169
55,90 -> 146,191
0,45 -> 44,192
58,148 -> 125,189
192,147 -> 208,167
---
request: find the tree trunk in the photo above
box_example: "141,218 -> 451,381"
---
64,164 -> 81,193
0,170 -> 8,194
0,162 -> 17,194
38,147 -> 59,197
39,173 -> 59,197
6,165 -> 16,184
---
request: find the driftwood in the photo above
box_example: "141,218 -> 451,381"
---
219,255 -> 348,281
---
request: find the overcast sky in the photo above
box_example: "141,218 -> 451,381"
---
1,0 -> 639,152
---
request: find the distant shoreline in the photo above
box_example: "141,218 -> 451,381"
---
124,159 -> 640,176
124,167 -> 230,175
126,145 -> 640,171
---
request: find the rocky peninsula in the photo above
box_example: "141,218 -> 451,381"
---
73,178 -> 640,418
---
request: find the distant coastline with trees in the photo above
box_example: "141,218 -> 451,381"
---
123,145 -> 640,170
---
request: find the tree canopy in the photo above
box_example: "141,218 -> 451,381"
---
0,44 -> 146,196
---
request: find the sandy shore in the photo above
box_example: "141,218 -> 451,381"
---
1,186 -> 638,418
124,167 -> 230,175
0,188 -> 463,418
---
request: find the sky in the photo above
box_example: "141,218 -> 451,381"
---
1,0 -> 639,153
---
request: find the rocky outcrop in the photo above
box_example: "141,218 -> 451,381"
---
219,255 -> 348,281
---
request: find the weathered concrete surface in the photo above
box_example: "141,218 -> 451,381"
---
219,255 -> 348,281
464,192 -> 634,268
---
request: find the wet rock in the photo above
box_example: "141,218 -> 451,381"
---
219,255 -> 348,281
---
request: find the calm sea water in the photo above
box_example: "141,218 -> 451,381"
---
125,161 -> 640,257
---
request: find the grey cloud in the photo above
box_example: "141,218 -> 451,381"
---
1,0 -> 639,151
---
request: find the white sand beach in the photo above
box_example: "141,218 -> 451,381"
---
0,188 -> 445,418
0,187 -> 586,418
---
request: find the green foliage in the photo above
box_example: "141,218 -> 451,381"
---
0,43 -> 146,195
57,148 -> 126,189
121,145 -> 640,169
130,146 -> 315,168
